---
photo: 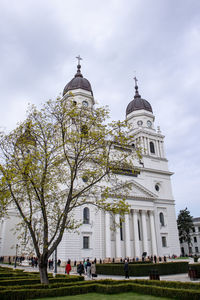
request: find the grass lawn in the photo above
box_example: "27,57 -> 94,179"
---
35,292 -> 172,300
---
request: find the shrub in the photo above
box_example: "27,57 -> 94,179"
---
96,262 -> 188,276
0,279 -> 200,300
0,275 -> 84,286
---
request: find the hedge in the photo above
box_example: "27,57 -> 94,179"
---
112,261 -> 152,264
131,279 -> 200,290
0,280 -> 200,300
96,262 -> 188,276
0,279 -> 87,291
0,275 -> 84,286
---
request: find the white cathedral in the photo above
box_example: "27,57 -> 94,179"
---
0,61 -> 180,262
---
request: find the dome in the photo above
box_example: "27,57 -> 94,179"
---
63,64 -> 93,96
126,81 -> 153,115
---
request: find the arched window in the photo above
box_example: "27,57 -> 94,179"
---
150,142 -> 155,154
83,207 -> 90,224
159,212 -> 165,226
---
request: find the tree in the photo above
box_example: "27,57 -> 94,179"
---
177,207 -> 194,254
0,97 -> 141,284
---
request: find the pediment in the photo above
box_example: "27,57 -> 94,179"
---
128,179 -> 158,199
110,179 -> 158,200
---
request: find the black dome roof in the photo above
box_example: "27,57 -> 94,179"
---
63,64 -> 93,96
126,83 -> 153,115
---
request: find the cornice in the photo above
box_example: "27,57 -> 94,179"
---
143,154 -> 168,162
154,199 -> 175,205
140,167 -> 174,176
130,128 -> 165,139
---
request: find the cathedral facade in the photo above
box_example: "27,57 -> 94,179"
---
0,62 -> 180,261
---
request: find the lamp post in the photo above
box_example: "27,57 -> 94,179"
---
14,244 -> 18,268
54,247 -> 57,275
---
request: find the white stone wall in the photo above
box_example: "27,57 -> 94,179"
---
180,218 -> 200,256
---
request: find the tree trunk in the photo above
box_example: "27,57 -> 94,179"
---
39,259 -> 49,284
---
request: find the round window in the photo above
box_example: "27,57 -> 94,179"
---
82,100 -> 88,107
137,120 -> 143,126
82,176 -> 88,183
155,184 -> 160,191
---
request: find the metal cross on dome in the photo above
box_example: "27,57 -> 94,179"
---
134,76 -> 138,87
76,55 -> 82,65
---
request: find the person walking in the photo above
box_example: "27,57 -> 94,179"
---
86,259 -> 91,279
91,261 -> 97,279
77,262 -> 84,276
65,260 -> 71,275
84,260 -> 87,274
124,259 -> 129,279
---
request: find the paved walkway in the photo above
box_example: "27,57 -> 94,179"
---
1,263 -> 200,283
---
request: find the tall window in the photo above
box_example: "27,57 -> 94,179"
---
195,247 -> 199,253
159,212 -> 165,227
83,236 -> 89,249
120,218 -> 123,241
150,142 -> 155,154
83,207 -> 90,224
162,236 -> 167,247
138,220 -> 141,240
194,237 -> 197,243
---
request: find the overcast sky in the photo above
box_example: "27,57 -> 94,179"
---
0,0 -> 200,217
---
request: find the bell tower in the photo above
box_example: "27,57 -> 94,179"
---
62,56 -> 95,109
126,78 -> 165,159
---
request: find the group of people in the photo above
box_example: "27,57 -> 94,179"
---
65,259 -> 97,279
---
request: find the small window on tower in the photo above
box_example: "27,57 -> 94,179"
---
159,212 -> 165,227
83,207 -> 90,224
150,142 -> 155,154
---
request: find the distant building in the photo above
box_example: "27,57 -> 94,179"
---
0,61 -> 180,261
180,217 -> 200,256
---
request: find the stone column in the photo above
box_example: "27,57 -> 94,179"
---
141,210 -> 148,255
115,214 -> 121,258
142,137 -> 145,154
149,211 -> 158,256
133,210 -> 140,258
161,141 -> 165,158
155,140 -> 159,157
144,137 -> 147,155
105,212 -> 111,258
158,141 -> 161,157
147,138 -> 150,155
125,214 -> 131,258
